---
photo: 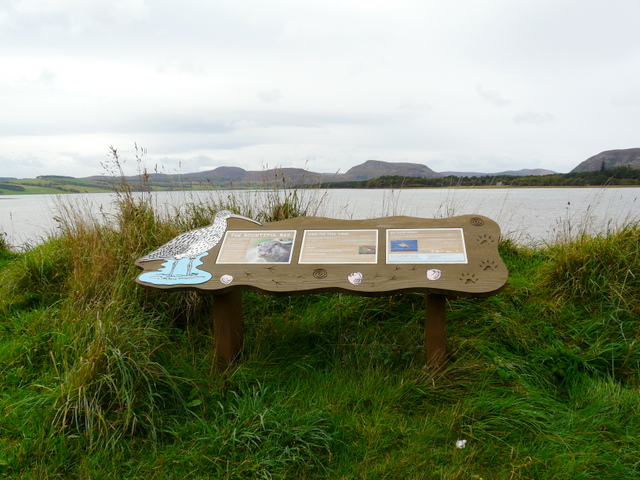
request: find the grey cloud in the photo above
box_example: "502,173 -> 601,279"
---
611,94 -> 640,108
0,153 -> 46,178
3,1 -> 282,58
258,89 -> 283,104
11,0 -> 150,30
396,97 -> 432,111
476,85 -> 510,107
513,111 -> 555,125
37,68 -> 56,86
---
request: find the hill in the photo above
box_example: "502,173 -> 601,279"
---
85,160 -> 549,188
340,160 -> 441,180
85,166 -> 334,187
571,148 -> 640,172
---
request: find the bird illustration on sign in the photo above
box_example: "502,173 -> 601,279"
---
137,210 -> 261,286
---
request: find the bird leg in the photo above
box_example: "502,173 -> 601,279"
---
186,257 -> 195,276
168,259 -> 179,277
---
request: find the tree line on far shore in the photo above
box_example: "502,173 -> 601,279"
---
308,166 -> 640,189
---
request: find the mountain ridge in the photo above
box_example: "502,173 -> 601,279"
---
83,160 -> 556,186
571,148 -> 640,173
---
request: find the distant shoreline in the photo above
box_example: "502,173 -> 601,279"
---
3,183 -> 640,196
2,166 -> 640,195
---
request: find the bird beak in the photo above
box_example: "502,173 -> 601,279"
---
228,213 -> 262,225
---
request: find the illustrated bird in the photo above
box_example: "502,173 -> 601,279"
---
138,210 -> 261,276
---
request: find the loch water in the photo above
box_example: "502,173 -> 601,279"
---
1,187 -> 639,248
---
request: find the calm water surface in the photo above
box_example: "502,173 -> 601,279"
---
1,187 -> 639,248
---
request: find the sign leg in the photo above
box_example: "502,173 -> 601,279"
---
213,291 -> 244,370
424,293 -> 447,368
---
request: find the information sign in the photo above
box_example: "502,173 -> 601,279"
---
216,230 -> 297,264
386,228 -> 468,264
299,229 -> 378,264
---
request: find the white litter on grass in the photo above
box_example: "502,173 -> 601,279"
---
455,439 -> 467,449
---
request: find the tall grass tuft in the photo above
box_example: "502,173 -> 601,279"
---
0,238 -> 72,312
52,305 -> 192,448
540,224 -> 640,307
531,225 -> 640,385
0,231 -> 13,257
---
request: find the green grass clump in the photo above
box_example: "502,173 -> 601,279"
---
541,225 -> 640,307
2,173 -> 640,478
0,238 -> 72,312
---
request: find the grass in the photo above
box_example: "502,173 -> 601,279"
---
1,161 -> 640,478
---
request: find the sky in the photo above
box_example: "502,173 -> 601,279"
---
1,0 -> 639,179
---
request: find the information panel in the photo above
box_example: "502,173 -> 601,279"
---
386,228 -> 468,264
299,229 -> 378,264
216,230 -> 297,264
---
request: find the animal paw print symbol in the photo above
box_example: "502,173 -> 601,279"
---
476,234 -> 494,245
460,273 -> 478,284
480,260 -> 497,271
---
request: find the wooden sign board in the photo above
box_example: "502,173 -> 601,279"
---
135,214 -> 508,369
135,214 -> 507,298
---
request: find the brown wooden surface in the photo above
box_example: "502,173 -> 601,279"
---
136,214 -> 508,298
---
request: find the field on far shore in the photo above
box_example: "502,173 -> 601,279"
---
0,177 -> 114,195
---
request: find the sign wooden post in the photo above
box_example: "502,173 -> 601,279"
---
424,294 -> 448,368
212,290 -> 243,368
135,213 -> 508,370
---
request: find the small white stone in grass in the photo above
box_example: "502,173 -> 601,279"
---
455,439 -> 467,449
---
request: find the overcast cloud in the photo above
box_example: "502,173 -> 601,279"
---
1,0 -> 639,178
